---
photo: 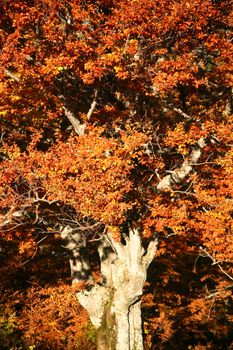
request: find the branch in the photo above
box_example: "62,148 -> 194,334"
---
173,107 -> 192,121
58,94 -> 86,136
5,66 -> 87,136
87,89 -> 98,120
4,69 -> 20,82
63,106 -> 86,135
199,246 -> 233,282
205,285 -> 233,300
106,231 -> 125,261
156,137 -> 206,192
143,238 -> 159,268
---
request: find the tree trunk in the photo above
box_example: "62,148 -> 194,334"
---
77,227 -> 158,350
129,301 -> 143,350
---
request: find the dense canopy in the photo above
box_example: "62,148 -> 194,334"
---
0,0 -> 232,349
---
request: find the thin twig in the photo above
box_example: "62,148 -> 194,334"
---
199,246 -> 233,282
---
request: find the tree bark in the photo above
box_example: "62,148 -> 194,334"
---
77,227 -> 158,350
129,301 -> 143,350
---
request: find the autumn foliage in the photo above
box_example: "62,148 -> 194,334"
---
0,0 -> 233,349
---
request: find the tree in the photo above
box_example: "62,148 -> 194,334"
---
0,1 -> 232,349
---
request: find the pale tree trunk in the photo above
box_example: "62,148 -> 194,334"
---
129,301 -> 143,349
77,227 -> 158,350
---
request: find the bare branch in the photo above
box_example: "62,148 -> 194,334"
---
199,246 -> 233,282
143,238 -> 158,268
5,67 -> 87,136
63,106 -> 86,135
106,231 -> 125,261
156,137 -> 206,192
173,107 -> 192,120
205,285 -> 233,300
87,89 -> 98,120
4,69 -> 20,82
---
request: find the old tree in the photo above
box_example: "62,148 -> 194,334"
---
0,0 -> 233,349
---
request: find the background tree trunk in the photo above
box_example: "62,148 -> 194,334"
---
60,226 -> 94,283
